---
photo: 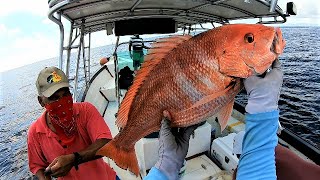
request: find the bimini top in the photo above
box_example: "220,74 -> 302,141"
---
48,0 -> 296,35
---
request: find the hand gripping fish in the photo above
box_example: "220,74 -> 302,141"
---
97,24 -> 286,175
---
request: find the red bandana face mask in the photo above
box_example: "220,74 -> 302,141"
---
45,95 -> 77,146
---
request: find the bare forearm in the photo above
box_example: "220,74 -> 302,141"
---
78,138 -> 110,163
44,138 -> 110,177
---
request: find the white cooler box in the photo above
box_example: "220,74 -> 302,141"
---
211,133 -> 239,172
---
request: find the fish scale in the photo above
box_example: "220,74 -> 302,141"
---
97,24 -> 286,176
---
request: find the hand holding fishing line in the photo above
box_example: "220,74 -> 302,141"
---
44,154 -> 74,177
244,59 -> 283,114
154,110 -> 199,180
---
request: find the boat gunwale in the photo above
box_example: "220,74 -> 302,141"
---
234,101 -> 320,165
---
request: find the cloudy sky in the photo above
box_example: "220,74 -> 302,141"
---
0,0 -> 319,72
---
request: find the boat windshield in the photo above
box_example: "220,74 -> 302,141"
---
116,50 -> 148,71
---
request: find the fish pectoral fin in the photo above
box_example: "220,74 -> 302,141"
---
189,86 -> 232,109
171,86 -> 234,127
217,99 -> 234,130
171,80 -> 243,127
96,139 -> 140,176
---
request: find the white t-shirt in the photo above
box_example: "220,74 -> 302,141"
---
130,36 -> 144,49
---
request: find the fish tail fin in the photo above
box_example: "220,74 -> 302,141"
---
96,139 -> 140,176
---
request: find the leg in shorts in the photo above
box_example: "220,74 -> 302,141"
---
132,51 -> 143,70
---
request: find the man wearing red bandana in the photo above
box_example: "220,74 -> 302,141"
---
27,67 -> 118,180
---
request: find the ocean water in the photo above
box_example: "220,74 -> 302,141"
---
0,27 -> 319,179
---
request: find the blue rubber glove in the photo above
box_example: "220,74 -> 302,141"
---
154,111 -> 198,180
244,59 -> 283,114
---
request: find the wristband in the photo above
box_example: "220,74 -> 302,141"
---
73,152 -> 82,171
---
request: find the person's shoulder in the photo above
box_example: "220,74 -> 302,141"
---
28,121 -> 37,135
74,102 -> 97,111
27,116 -> 43,136
27,122 -> 38,144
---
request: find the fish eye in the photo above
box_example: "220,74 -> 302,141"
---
244,33 -> 254,43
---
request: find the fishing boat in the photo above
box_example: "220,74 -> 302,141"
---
47,0 -> 318,179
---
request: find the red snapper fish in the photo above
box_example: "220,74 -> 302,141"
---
97,24 -> 286,175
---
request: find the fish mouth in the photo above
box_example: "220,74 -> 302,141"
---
270,31 -> 278,54
250,28 -> 283,76
242,61 -> 258,76
270,28 -> 284,55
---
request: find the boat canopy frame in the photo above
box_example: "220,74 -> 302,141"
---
47,0 -> 296,100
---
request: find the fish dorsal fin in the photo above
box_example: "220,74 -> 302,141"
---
116,35 -> 192,128
144,35 -> 192,62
